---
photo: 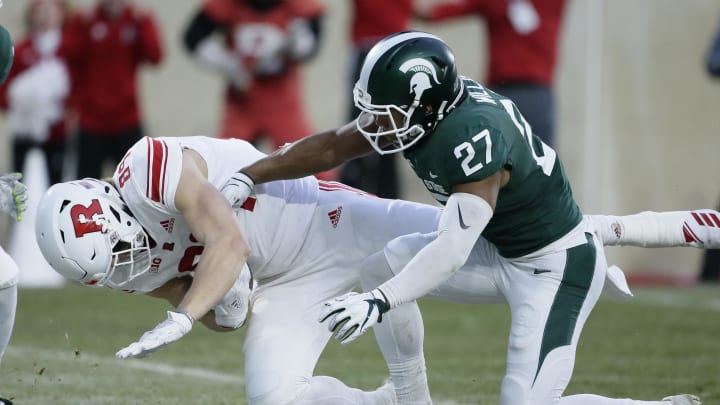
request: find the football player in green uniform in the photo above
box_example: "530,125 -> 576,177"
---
221,31 -> 702,405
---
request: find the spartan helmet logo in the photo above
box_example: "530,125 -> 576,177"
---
399,58 -> 441,104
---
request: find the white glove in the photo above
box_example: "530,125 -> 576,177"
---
0,173 -> 27,221
116,311 -> 193,359
220,171 -> 255,209
214,265 -> 253,329
318,289 -> 390,345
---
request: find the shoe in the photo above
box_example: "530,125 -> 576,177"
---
661,394 -> 702,405
0,397 -> 13,405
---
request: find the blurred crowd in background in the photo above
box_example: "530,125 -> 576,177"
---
0,0 -> 719,282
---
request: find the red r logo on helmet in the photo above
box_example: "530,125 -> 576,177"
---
71,199 -> 105,237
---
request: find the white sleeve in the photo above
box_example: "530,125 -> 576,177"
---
378,192 -> 494,309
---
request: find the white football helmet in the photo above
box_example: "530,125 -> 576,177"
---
35,178 -> 151,289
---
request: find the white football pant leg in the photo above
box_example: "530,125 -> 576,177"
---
243,270 -> 389,405
498,223 -> 606,405
361,251 -> 431,405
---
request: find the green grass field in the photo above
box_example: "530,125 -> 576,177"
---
1,284 -> 718,404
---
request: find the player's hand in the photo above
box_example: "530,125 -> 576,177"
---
220,171 -> 254,209
318,289 -> 390,345
116,311 -> 193,359
214,267 -> 253,329
0,173 -> 27,221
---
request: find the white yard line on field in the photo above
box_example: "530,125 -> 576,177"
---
7,345 -> 244,384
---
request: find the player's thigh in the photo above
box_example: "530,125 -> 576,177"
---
243,274 -> 341,404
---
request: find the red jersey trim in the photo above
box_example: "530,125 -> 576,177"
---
146,138 -> 169,204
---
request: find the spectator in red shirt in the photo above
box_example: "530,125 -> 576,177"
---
60,0 -> 163,179
339,0 -> 414,199
182,0 -> 323,145
0,0 -> 71,185
419,0 -> 567,147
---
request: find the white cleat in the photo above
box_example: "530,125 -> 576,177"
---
661,394 -> 702,405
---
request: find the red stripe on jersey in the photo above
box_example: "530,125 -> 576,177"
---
318,180 -> 371,196
147,138 -> 168,204
241,197 -> 256,212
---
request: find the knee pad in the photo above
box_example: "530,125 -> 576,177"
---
246,370 -> 306,405
383,232 -> 438,274
0,248 -> 19,289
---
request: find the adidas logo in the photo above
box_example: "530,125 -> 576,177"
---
160,218 -> 175,233
328,207 -> 342,228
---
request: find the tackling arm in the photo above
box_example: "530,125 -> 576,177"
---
243,115 -> 376,184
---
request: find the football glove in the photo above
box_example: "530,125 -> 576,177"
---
116,311 -> 193,359
0,173 -> 27,221
319,289 -> 390,345
214,266 -> 253,329
220,171 -> 254,210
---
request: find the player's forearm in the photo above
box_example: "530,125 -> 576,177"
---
177,238 -> 249,321
244,122 -> 368,184
379,193 -> 493,308
149,276 -> 230,332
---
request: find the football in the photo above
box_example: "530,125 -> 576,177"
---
0,24 -> 13,84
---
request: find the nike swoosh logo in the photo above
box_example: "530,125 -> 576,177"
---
533,269 -> 551,275
429,171 -> 438,179
457,204 -> 470,230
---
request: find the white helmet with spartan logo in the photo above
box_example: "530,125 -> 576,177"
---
35,178 -> 151,289
353,31 -> 463,154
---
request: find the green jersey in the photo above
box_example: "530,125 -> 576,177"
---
403,78 -> 582,258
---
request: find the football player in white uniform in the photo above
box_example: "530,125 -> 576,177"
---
36,135 -> 713,405
36,135 -> 445,405
0,172 -> 27,405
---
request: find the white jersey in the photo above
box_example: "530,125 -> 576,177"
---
111,136 -> 320,293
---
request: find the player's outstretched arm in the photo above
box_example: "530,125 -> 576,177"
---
244,115 -> 375,184
222,116 -> 375,208
116,149 -> 250,359
588,210 -> 720,249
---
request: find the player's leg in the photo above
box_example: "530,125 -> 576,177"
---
361,251 -> 431,405
498,226 -> 606,405
0,245 -> 18,366
243,270 -> 394,405
587,210 -> 720,248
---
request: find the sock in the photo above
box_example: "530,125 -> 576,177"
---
588,211 -> 688,247
360,251 -> 432,405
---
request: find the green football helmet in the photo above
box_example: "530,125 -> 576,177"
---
354,31 -> 463,154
